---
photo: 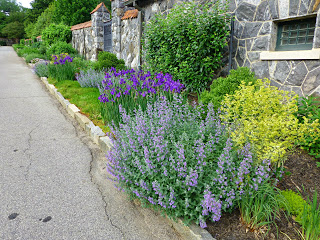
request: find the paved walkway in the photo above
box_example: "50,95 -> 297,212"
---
0,47 -> 181,240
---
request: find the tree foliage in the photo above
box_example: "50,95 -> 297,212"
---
0,0 -> 23,15
2,21 -> 25,38
41,23 -> 71,45
52,0 -> 111,26
143,1 -> 231,91
25,0 -> 54,24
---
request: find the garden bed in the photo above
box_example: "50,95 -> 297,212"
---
206,149 -> 320,240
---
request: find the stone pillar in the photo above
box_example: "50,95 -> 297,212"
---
91,4 -> 111,61
112,0 -> 124,59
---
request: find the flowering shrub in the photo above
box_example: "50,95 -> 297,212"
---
34,61 -> 49,77
107,96 -> 273,227
76,68 -> 105,88
98,68 -> 185,126
48,53 -> 75,81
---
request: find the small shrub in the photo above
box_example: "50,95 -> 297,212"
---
19,39 -> 25,45
34,61 -> 49,77
143,1 -> 231,91
221,79 -> 301,164
93,51 -> 125,71
17,46 -> 40,57
73,57 -> 94,73
296,96 -> 320,159
0,41 -> 7,46
107,96 -> 273,228
200,67 -> 257,110
280,189 -> 308,222
46,41 -> 77,58
25,53 -> 46,63
41,23 -> 71,45
76,68 -> 105,88
99,68 -> 185,126
48,54 -> 75,81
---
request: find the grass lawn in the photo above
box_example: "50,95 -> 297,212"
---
48,78 -> 110,132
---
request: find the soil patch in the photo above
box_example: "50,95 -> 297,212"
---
206,149 -> 320,240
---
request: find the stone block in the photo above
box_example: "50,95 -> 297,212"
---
55,92 -> 65,105
279,0 -> 289,18
302,66 -> 320,95
251,61 -> 270,79
274,61 -> 291,84
90,126 -> 106,145
259,22 -> 272,36
242,22 -> 262,39
305,60 -> 320,71
299,0 -> 309,15
62,99 -> 71,110
289,0 -> 299,16
314,28 -> 320,48
268,0 -> 279,19
235,2 -> 256,22
292,86 -> 304,97
67,104 -> 80,118
75,112 -> 91,130
99,136 -> 114,153
255,1 -> 271,21
85,121 -> 95,136
47,84 -> 56,94
251,36 -> 270,51
286,62 -> 308,86
233,20 -> 244,39
235,47 -> 246,67
248,51 -> 260,62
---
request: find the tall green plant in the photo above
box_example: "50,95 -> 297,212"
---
42,23 -> 71,45
143,1 -> 231,91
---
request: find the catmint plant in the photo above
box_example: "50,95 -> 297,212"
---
107,95 -> 273,228
76,68 -> 105,88
98,67 -> 185,126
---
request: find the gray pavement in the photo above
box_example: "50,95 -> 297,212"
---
0,47 -> 181,240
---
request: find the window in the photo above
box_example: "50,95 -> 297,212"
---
103,20 -> 112,52
276,17 -> 316,51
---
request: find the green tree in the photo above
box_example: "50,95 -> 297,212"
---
52,0 -> 110,26
41,23 -> 71,45
2,21 -> 25,38
25,0 -> 54,24
0,0 -> 23,15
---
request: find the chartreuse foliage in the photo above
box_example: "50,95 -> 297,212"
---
295,96 -> 320,159
41,23 -> 71,45
143,1 -> 231,91
93,51 -> 125,71
200,67 -> 257,110
221,79 -> 319,164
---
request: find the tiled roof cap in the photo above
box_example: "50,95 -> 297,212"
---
36,36 -> 41,38
91,2 -> 110,14
121,9 -> 139,20
71,20 -> 92,31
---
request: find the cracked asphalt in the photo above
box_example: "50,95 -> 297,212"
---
0,47 -> 182,240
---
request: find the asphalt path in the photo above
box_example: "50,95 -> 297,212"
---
0,47 -> 181,240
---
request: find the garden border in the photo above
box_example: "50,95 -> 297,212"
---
29,64 -> 216,240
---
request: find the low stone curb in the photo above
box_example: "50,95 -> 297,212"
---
36,74 -> 215,240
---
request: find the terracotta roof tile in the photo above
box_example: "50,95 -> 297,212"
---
91,2 -> 110,14
71,20 -> 92,31
121,9 -> 139,20
36,36 -> 41,38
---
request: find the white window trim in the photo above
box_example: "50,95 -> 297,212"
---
260,49 -> 320,60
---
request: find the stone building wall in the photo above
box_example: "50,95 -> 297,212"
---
120,18 -> 140,68
72,27 -> 94,60
231,0 -> 320,97
71,3 -> 110,61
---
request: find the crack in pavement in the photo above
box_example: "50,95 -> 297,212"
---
55,101 -> 126,239
24,125 -> 39,181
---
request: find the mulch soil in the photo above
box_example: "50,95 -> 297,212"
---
206,149 -> 320,240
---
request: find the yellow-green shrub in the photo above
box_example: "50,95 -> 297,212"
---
221,79 -> 301,164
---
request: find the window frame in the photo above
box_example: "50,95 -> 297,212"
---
276,17 -> 316,51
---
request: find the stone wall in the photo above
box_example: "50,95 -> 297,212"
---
0,38 -> 16,46
71,3 -> 110,61
120,18 -> 140,68
231,0 -> 320,96
72,28 -> 94,60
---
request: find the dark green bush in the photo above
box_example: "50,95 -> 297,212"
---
93,51 -> 125,71
41,23 -> 71,45
200,67 -> 257,110
143,1 -> 231,91
0,41 -> 7,46
46,41 -> 77,58
19,39 -> 25,45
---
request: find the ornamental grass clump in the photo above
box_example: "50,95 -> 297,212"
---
76,68 -> 105,88
107,95 -> 273,228
98,68 -> 185,126
48,53 -> 75,81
